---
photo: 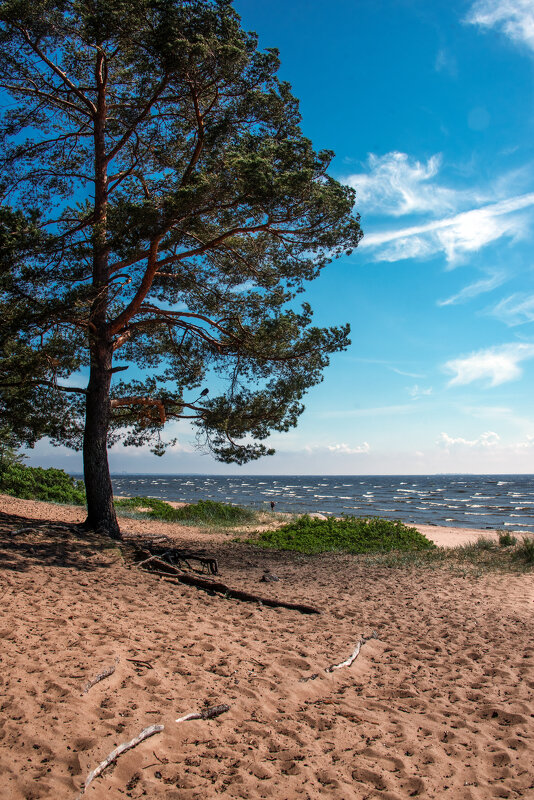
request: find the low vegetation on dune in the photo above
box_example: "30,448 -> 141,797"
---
249,514 -> 435,554
355,533 -> 534,573
0,459 -> 86,505
114,496 -> 256,525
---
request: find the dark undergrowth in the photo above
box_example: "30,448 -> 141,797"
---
0,460 -> 86,505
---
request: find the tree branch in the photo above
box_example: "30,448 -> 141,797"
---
105,76 -> 170,163
16,26 -> 96,114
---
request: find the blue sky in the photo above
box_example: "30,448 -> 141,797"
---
29,0 -> 534,474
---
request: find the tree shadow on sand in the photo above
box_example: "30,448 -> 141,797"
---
0,511 -> 119,573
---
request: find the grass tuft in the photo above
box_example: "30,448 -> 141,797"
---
498,531 -> 517,548
248,514 -> 435,554
512,536 -> 534,565
115,496 -> 256,525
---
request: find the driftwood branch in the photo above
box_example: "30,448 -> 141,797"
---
326,632 -> 377,672
141,558 -> 319,614
78,724 -> 164,797
176,704 -> 230,723
82,658 -> 119,694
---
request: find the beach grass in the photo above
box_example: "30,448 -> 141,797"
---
114,495 -> 257,525
355,535 -> 534,575
246,514 -> 435,554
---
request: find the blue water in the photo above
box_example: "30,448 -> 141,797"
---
110,474 -> 534,531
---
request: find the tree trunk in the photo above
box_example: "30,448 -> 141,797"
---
83,342 -> 121,539
83,49 -> 119,538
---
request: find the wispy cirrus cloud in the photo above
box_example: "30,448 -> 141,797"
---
444,342 -> 534,386
487,292 -> 534,325
390,367 -> 425,378
347,150 -> 534,265
407,385 -> 433,398
466,0 -> 534,52
362,192 -> 534,264
345,152 -> 478,217
437,270 -> 507,306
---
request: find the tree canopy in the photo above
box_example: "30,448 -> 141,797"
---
0,0 -> 362,535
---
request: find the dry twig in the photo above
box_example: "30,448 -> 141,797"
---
82,657 -> 119,694
126,658 -> 153,669
77,724 -> 164,797
326,632 -> 377,672
176,703 -> 230,723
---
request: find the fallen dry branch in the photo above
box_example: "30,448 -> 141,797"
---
78,723 -> 164,797
82,658 -> 119,694
144,563 -> 320,615
126,658 -> 153,669
326,632 -> 377,672
176,703 -> 230,723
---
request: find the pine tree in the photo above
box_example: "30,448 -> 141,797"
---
0,0 -> 362,537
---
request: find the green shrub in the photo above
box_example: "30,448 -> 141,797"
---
249,514 -> 434,554
0,461 -> 86,505
498,531 -> 517,548
513,536 -> 534,565
115,496 -> 255,525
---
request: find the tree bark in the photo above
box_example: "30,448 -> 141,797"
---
83,342 -> 120,539
83,49 -> 120,539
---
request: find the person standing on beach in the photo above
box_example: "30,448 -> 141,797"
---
270,501 -> 276,512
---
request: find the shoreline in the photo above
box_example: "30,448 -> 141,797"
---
0,492 -> 522,548
109,473 -> 534,535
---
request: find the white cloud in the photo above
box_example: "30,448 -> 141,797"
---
488,292 -> 534,325
363,192 -> 534,264
515,433 -> 534,449
407,385 -> 433,398
390,367 -> 425,378
327,442 -> 370,455
438,270 -> 507,306
435,48 -> 458,76
461,404 -> 514,418
438,430 -> 500,448
466,0 -> 534,52
345,152 -> 468,217
444,342 -> 534,386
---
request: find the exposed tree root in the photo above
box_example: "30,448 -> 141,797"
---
140,557 -> 320,614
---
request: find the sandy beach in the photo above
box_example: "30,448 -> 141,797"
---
1,493 -> 533,799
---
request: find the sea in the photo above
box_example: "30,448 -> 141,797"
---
110,474 -> 534,532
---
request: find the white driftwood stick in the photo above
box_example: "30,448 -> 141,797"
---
79,724 -> 164,796
175,711 -> 202,723
326,632 -> 377,673
176,703 -> 230,723
82,657 -> 119,694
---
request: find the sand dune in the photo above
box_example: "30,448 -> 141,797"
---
0,494 -> 533,799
